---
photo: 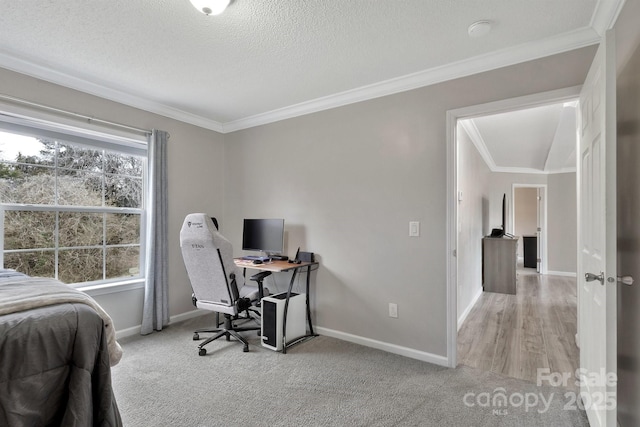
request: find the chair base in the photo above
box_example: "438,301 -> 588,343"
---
194,313 -> 260,355
212,306 -> 261,328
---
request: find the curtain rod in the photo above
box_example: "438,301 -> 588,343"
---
0,93 -> 152,136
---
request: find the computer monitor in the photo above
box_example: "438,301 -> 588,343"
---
242,219 -> 284,257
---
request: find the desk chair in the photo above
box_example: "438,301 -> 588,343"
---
180,213 -> 266,355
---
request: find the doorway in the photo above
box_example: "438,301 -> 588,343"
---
513,184 -> 546,274
446,87 -> 581,374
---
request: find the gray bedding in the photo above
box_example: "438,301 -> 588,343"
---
0,273 -> 123,426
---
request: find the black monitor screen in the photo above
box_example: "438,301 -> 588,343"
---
242,219 -> 284,254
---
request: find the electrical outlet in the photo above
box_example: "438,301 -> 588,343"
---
389,303 -> 398,318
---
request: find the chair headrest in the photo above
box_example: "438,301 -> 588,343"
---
180,213 -> 218,247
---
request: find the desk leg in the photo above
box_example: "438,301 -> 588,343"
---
305,264 -> 315,336
281,265 -> 318,354
281,268 -> 298,354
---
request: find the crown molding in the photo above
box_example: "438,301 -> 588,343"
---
224,26 -> 601,132
590,0 -> 626,36
457,85 -> 582,176
460,114 -> 578,176
548,167 -> 578,174
0,50 -> 225,133
492,166 -> 577,175
0,2 -> 618,135
459,119 -> 497,170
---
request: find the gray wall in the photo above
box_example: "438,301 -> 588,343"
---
615,0 -> 640,423
547,172 -> 577,273
488,173 -> 547,234
223,47 -> 595,358
0,67 -> 226,333
0,44 -> 596,361
487,172 -> 577,275
456,124 -> 491,325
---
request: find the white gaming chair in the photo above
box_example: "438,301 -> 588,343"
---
180,213 -> 265,355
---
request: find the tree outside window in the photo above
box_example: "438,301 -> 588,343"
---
0,131 -> 145,286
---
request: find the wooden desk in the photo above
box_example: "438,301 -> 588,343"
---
235,259 -> 315,273
234,258 -> 318,353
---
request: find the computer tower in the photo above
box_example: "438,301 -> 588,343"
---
261,292 -> 306,351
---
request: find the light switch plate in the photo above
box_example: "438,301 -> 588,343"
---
389,303 -> 398,318
409,221 -> 420,237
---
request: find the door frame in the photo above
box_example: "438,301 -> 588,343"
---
512,183 -> 548,274
446,86 -> 580,367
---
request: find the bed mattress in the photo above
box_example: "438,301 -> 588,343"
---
0,271 -> 123,426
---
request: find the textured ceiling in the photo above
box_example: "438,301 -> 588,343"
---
0,0 -> 624,133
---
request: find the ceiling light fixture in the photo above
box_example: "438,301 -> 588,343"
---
467,20 -> 492,38
190,0 -> 230,16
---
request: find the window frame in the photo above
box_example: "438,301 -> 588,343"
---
0,112 -> 149,291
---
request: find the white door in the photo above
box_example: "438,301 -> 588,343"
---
577,31 -> 617,427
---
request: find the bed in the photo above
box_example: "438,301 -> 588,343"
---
0,270 -> 123,426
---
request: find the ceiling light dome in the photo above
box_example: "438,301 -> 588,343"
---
190,0 -> 230,16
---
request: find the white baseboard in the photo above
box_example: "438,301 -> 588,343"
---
546,270 -> 577,277
169,309 -> 208,324
457,287 -> 483,331
115,309 -> 207,340
116,311 -> 449,368
315,326 -> 448,367
115,325 -> 141,340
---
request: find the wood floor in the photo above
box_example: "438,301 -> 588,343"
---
457,269 -> 580,390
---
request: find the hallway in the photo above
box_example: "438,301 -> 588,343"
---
457,270 -> 579,390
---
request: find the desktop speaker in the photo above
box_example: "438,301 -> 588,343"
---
298,251 -> 315,262
261,292 -> 305,351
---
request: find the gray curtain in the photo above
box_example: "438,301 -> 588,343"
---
141,129 -> 169,335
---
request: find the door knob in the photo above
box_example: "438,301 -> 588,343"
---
617,275 -> 634,286
585,272 -> 604,285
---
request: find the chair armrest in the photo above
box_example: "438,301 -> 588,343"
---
249,271 -> 271,301
250,271 -> 272,282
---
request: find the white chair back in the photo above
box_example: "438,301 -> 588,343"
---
180,213 -> 239,315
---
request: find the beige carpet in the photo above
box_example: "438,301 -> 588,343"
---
111,314 -> 589,426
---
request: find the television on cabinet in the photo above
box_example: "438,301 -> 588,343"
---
490,194 -> 506,237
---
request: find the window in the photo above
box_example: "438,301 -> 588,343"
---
0,121 -> 147,288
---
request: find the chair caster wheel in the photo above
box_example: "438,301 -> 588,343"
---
199,348 -> 206,356
193,333 -> 200,340
243,346 -> 249,352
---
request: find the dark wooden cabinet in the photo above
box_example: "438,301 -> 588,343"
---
523,236 -> 537,269
482,236 -> 518,294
